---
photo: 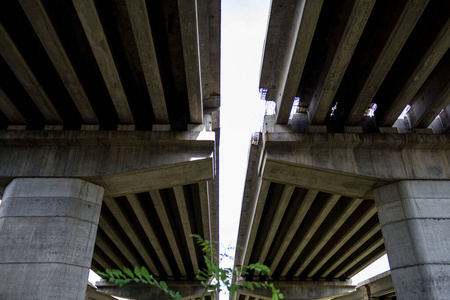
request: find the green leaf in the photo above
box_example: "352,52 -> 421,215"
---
160,281 -> 168,291
97,271 -> 109,278
134,266 -> 142,280
123,267 -> 134,279
141,266 -> 152,283
196,275 -> 207,281
113,269 -> 125,279
106,269 -> 114,278
229,283 -> 239,296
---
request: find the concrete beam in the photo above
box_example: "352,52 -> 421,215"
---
149,190 -> 187,277
173,186 -> 199,274
178,0 -> 203,124
307,205 -> 377,278
345,0 -> 429,125
309,0 -> 375,125
260,0 -> 323,124
103,196 -> 160,276
98,213 -> 141,268
261,159 -> 381,199
259,132 -> 450,198
0,87 -> 26,125
93,158 -> 213,197
407,53 -> 450,128
331,272 -> 395,300
199,181 -> 211,242
235,139 -> 263,266
0,24 -> 62,124
96,281 -> 207,300
242,180 -> 271,266
95,233 -> 130,270
256,185 -> 294,268
269,189 -> 318,273
72,0 -> 134,124
430,103 -> 450,133
0,130 -> 215,196
125,194 -> 173,277
282,194 -> 340,277
19,0 -> 98,125
294,198 -> 363,277
237,281 -> 355,300
125,0 -> 169,124
380,17 -> 450,126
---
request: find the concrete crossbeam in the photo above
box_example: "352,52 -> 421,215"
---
237,281 -> 355,300
374,180 -> 450,299
96,281 -> 207,300
0,178 -> 104,300
0,130 -> 216,197
331,271 -> 394,300
259,132 -> 450,198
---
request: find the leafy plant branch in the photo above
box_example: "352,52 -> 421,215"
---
98,235 -> 283,300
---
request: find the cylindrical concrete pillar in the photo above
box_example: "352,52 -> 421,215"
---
374,180 -> 450,300
0,178 -> 104,300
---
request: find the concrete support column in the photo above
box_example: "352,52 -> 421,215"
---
0,178 -> 104,300
373,180 -> 450,300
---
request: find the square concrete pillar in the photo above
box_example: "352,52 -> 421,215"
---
0,178 -> 104,300
374,180 -> 450,300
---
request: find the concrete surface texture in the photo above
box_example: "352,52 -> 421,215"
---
374,180 -> 450,300
329,271 -> 395,300
0,178 -> 104,300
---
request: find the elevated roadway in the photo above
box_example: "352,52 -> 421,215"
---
0,0 -> 220,299
235,0 -> 450,299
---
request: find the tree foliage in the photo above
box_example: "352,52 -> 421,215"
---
98,235 -> 283,300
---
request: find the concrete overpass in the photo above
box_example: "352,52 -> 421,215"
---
0,0 -> 220,299
235,0 -> 449,299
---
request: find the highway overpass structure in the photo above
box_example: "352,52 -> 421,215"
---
0,0 -> 219,299
1,0 -> 450,300
234,0 -> 450,300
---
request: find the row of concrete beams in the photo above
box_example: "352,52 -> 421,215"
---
0,0 -> 206,127
260,0 -> 449,128
235,132 -> 450,282
238,182 -> 382,281
236,137 -> 366,280
94,184 -> 210,279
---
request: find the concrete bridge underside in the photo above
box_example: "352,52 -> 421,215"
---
234,0 -> 450,299
0,0 -> 220,299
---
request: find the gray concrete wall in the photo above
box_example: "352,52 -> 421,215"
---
0,178 -> 104,300
374,180 -> 450,300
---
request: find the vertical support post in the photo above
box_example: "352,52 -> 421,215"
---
374,180 -> 450,300
0,178 -> 104,299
